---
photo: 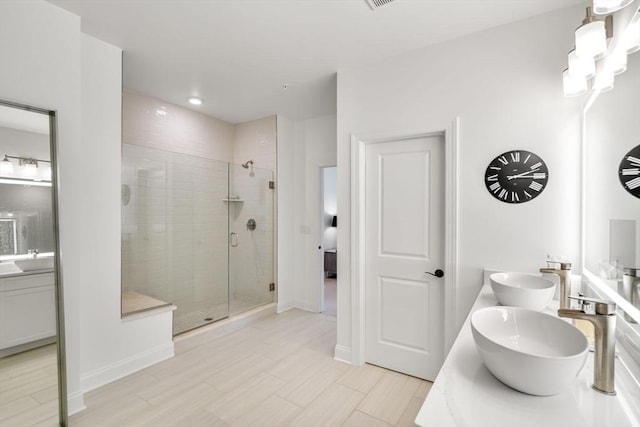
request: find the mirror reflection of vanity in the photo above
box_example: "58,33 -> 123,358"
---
583,7 -> 640,377
0,100 -> 66,425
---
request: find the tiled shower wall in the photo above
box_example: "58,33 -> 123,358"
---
121,146 -> 230,329
121,91 -> 276,332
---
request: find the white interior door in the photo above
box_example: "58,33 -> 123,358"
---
364,134 -> 444,380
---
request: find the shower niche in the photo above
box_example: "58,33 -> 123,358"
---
121,144 -> 275,335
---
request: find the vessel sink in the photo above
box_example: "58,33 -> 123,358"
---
471,306 -> 588,396
14,257 -> 54,272
490,272 -> 555,311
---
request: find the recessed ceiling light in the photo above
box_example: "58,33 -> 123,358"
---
188,96 -> 203,106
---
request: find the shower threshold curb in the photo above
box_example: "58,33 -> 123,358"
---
174,302 -> 276,341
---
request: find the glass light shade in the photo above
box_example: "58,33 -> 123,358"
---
568,50 -> 596,79
594,68 -> 615,92
563,69 -> 588,97
575,20 -> 607,59
0,158 -> 13,175
610,47 -> 628,75
592,0 -> 634,15
625,19 -> 640,53
24,162 -> 37,176
42,165 -> 52,181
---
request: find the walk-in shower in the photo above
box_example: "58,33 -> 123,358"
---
121,144 -> 274,334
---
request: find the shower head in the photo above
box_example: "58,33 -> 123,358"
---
241,160 -> 254,169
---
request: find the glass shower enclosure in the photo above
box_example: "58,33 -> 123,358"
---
121,144 -> 274,334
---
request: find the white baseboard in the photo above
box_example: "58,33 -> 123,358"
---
80,342 -> 174,393
277,300 -> 295,313
334,344 -> 351,364
67,390 -> 86,416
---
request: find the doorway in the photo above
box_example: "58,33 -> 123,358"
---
320,166 -> 337,316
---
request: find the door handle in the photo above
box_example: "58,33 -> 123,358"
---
425,269 -> 444,278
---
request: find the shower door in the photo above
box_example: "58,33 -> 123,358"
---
228,163 -> 275,315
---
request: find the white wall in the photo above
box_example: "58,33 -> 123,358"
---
276,115 -> 295,312
277,114 -> 337,313
336,7 -> 583,361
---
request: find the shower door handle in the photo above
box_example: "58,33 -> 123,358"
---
230,232 -> 238,247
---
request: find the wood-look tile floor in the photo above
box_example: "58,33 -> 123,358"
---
0,344 -> 59,427
71,309 -> 432,427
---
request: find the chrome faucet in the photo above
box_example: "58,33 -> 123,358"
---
558,295 -> 616,395
621,268 -> 640,323
540,261 -> 572,309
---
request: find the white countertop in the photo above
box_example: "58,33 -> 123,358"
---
415,285 -> 640,427
0,261 -> 53,278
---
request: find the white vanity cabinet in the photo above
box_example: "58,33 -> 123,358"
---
0,272 -> 56,351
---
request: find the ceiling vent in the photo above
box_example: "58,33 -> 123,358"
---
365,0 -> 395,10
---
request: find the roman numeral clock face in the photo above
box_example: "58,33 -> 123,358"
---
619,144 -> 640,198
484,150 -> 549,204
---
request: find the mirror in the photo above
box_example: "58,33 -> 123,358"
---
0,100 -> 66,426
583,11 -> 640,368
584,48 -> 640,301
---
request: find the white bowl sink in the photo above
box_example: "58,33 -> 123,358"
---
14,257 -> 54,272
471,306 -> 588,396
490,272 -> 555,311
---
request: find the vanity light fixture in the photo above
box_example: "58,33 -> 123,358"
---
563,69 -> 588,97
568,49 -> 596,79
610,44 -> 628,74
187,96 -> 203,106
0,155 -> 13,174
625,15 -> 640,53
594,67 -> 615,92
0,154 -> 51,182
575,7 -> 608,59
592,0 -> 634,15
23,159 -> 37,176
563,3 -> 640,97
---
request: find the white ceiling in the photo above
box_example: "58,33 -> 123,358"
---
0,105 -> 49,135
47,0 -> 583,124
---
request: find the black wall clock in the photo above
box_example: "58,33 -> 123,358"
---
484,150 -> 549,204
619,144 -> 640,198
